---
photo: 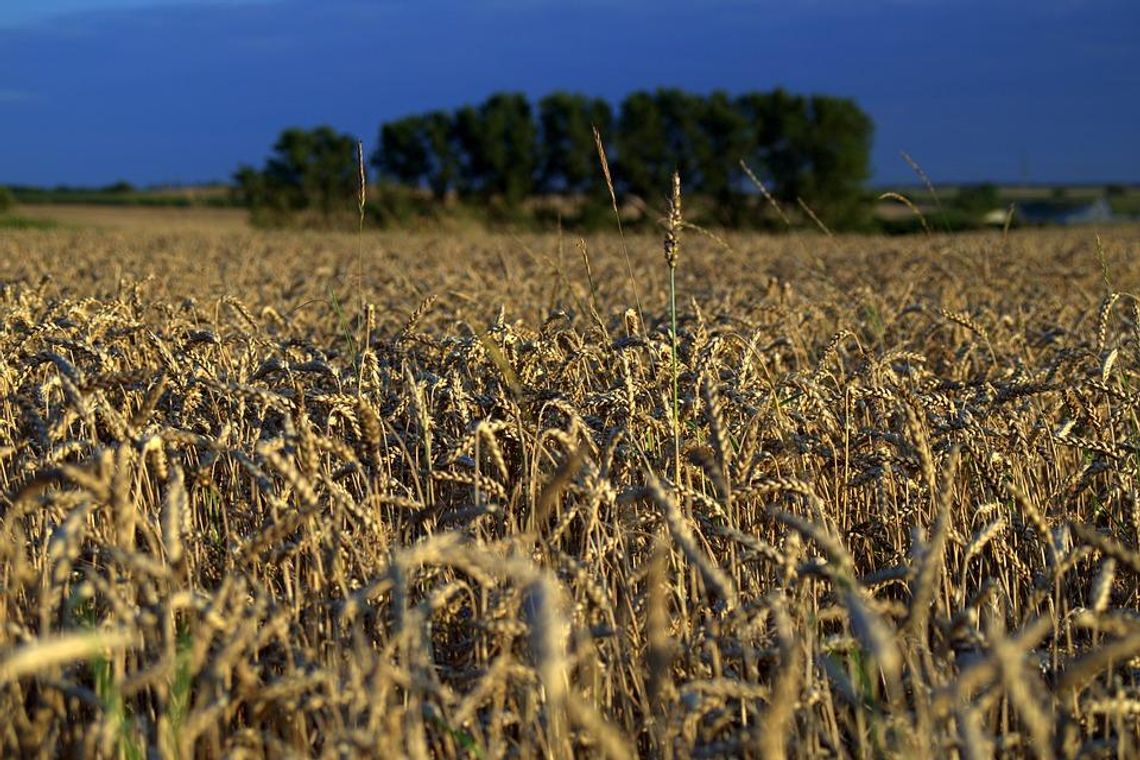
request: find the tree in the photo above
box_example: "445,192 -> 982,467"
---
800,95 -> 873,225
263,126 -> 360,218
373,111 -> 459,201
615,89 -> 712,202
736,89 -> 811,203
615,91 -> 667,199
452,104 -> 483,196
452,93 -> 537,206
537,92 -> 613,194
696,90 -> 753,221
375,116 -> 431,189
232,164 -> 268,208
953,183 -> 1001,214
0,185 -> 13,214
654,89 -> 707,191
232,126 -> 360,225
238,86 -> 874,229
422,110 -> 460,200
733,90 -> 872,227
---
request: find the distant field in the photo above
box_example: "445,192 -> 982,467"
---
1,222 -> 1139,757
13,203 -> 250,233
878,183 -> 1140,222
9,178 -> 1139,234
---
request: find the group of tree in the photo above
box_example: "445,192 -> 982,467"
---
234,88 -> 874,229
233,126 -> 362,227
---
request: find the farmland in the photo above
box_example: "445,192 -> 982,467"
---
1,219 -> 1140,758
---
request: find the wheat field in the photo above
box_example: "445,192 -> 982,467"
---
1,220 -> 1139,758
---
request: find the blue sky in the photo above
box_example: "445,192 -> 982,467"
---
1,0 -> 1137,187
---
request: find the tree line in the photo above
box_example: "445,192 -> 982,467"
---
234,88 -> 873,229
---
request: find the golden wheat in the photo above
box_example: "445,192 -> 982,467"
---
0,222 -> 1138,757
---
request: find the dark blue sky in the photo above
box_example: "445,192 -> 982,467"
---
1,0 -> 1137,188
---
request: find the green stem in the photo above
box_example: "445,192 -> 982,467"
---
669,265 -> 680,488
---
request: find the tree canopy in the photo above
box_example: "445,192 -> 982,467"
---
372,88 -> 873,224
537,93 -> 613,194
239,88 -> 874,229
234,125 -> 360,226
